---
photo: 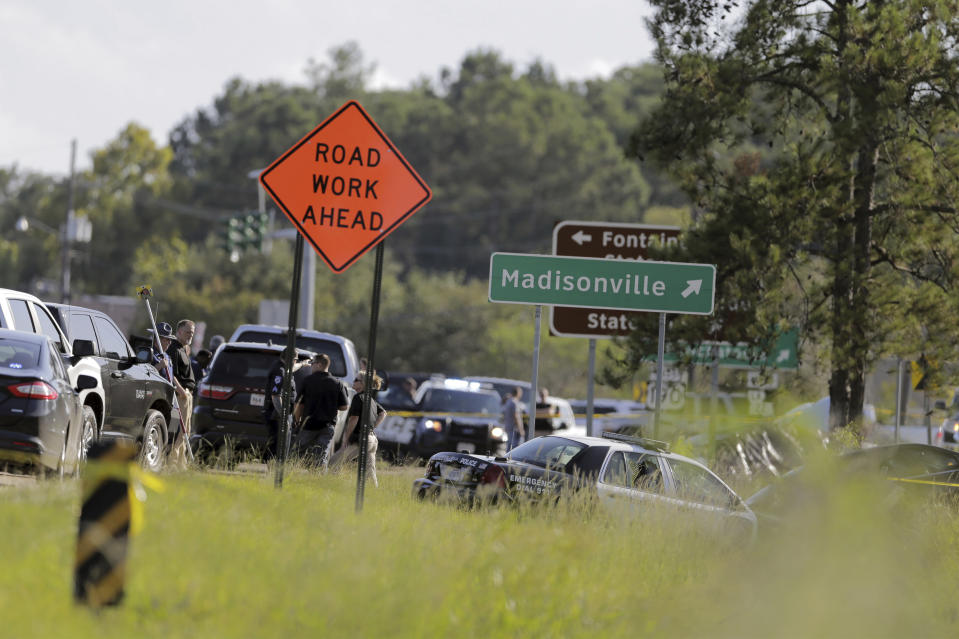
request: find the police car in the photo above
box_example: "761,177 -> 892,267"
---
376,377 -> 509,460
413,432 -> 757,538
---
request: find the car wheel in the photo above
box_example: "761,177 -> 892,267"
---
78,405 -> 97,465
138,410 -> 167,472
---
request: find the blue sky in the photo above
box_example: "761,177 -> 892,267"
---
1,0 -> 655,176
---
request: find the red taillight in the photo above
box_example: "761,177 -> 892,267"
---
198,383 -> 235,400
8,381 -> 58,400
480,464 -> 507,489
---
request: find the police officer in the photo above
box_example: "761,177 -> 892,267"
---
263,348 -> 311,459
293,353 -> 349,469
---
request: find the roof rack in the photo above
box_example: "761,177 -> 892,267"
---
601,431 -> 671,452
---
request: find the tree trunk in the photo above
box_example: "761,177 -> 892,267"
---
828,211 -> 855,431
848,143 -> 879,431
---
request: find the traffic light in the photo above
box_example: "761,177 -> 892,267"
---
216,216 -> 244,262
240,212 -> 269,251
218,212 -> 269,258
251,211 -> 269,251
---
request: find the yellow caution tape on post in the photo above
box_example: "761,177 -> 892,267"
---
888,476 -> 959,489
128,466 -> 165,537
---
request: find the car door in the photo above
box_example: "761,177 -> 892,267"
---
661,457 -> 757,537
89,313 -> 145,437
596,450 -> 674,510
48,341 -> 82,473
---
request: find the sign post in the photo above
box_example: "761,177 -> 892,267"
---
259,101 -> 431,503
529,306 -> 541,444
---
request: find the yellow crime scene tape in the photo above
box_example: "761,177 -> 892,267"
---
888,476 -> 959,489
74,441 -> 164,607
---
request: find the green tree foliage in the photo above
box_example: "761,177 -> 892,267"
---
169,46 -> 654,277
629,0 -> 959,430
72,123 -> 176,296
392,49 -> 651,276
0,44 -> 672,396
168,42 -> 376,230
0,168 -> 61,294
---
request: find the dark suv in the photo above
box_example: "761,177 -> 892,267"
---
47,303 -> 180,471
191,342 -> 316,460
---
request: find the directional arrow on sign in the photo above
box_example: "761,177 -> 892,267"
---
681,280 -> 703,298
572,230 -> 592,245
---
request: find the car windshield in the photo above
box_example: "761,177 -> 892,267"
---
508,436 -> 588,469
211,350 -> 280,384
377,385 -> 419,410
234,331 -> 347,377
0,340 -> 41,370
420,389 -> 501,414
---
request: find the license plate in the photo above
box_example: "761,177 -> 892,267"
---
457,442 -> 476,454
250,393 -> 265,407
440,466 -> 465,481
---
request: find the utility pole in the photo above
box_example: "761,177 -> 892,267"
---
61,139 -> 76,304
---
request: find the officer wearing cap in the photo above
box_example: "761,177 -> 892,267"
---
150,322 -> 177,381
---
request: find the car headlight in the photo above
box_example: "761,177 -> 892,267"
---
424,419 -> 443,432
490,426 -> 506,441
952,421 -> 959,433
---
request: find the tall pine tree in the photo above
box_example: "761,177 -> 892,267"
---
630,0 -> 959,429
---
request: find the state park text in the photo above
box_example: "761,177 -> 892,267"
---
488,253 -> 716,315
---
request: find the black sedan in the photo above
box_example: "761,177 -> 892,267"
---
0,329 -> 98,475
413,431 -> 757,537
746,443 -> 959,528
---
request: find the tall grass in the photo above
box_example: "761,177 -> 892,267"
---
2,456 -> 959,638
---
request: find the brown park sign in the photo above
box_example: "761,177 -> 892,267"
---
550,220 -> 681,338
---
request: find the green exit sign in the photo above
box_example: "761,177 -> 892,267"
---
488,253 -> 715,315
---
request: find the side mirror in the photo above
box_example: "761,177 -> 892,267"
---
934,400 -> 948,411
72,339 -> 96,358
76,374 -> 98,391
135,348 -> 152,364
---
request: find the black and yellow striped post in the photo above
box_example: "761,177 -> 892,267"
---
74,441 -> 136,607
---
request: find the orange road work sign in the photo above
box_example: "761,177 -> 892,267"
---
260,101 -> 432,272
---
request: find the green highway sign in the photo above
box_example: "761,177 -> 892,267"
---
661,328 -> 800,370
489,252 -> 715,315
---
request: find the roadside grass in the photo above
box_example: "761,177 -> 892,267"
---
2,455 -> 959,638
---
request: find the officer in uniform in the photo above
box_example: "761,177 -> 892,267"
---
293,353 -> 349,469
263,348 -> 311,459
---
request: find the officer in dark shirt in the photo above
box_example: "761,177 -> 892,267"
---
167,320 -> 196,393
263,348 -> 312,459
292,353 -> 349,468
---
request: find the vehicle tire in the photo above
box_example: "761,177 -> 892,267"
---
78,405 -> 97,465
138,410 -> 167,472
